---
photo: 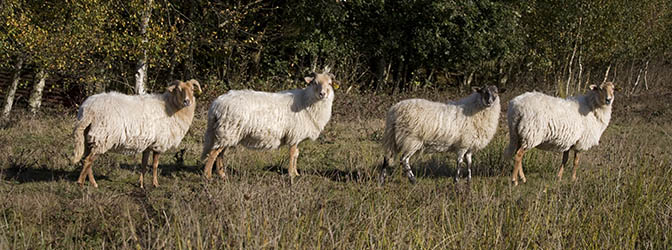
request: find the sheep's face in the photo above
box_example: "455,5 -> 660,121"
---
167,79 -> 201,108
305,72 -> 335,101
590,82 -> 615,106
474,85 -> 504,107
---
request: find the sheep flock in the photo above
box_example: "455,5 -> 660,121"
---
69,70 -> 618,188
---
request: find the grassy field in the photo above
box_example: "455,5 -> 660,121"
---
0,88 -> 671,249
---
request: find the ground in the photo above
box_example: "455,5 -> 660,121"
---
0,87 -> 670,249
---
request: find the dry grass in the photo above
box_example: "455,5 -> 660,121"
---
0,89 -> 671,249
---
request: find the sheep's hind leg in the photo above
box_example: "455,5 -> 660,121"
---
571,151 -> 580,181
401,153 -> 417,184
289,144 -> 300,184
512,148 -> 527,186
454,152 -> 464,182
465,152 -> 473,182
204,148 -> 224,180
79,152 -> 98,188
139,150 -> 151,188
379,155 -> 393,185
557,150 -> 569,181
151,152 -> 160,187
215,148 -> 227,180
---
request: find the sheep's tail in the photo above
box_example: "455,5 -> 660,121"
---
201,111 -> 218,161
72,111 -> 92,164
381,114 -> 397,168
503,105 -> 520,161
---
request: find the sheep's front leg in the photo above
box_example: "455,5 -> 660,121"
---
204,148 -> 224,180
557,150 -> 569,181
571,151 -> 580,181
289,144 -> 300,183
512,148 -> 527,186
151,152 -> 160,187
139,150 -> 151,188
401,154 -> 417,184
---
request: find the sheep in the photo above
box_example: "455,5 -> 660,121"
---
201,70 -> 335,183
504,82 -> 616,186
71,79 -> 201,188
379,85 -> 504,184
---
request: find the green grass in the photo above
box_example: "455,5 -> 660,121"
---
0,91 -> 670,249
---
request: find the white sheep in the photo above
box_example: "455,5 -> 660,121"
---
380,85 -> 504,184
201,70 -> 335,183
504,82 -> 616,186
71,79 -> 201,188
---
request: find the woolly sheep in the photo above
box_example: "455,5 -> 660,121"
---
201,70 -> 335,183
380,85 -> 504,184
71,79 -> 201,188
504,82 -> 616,186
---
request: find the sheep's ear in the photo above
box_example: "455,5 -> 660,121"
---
589,84 -> 599,91
166,85 -> 177,93
472,86 -> 482,92
327,72 -> 336,80
304,76 -> 315,84
332,80 -> 340,89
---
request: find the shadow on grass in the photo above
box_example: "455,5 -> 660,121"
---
0,163 -> 109,184
119,162 -> 202,177
403,157 -> 506,180
262,164 -> 364,183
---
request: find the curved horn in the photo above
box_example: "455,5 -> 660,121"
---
187,79 -> 202,94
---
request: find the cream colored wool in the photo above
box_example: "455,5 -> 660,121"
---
381,85 -> 502,183
504,87 -> 612,157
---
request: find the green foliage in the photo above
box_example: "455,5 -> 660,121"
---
1,0 -> 671,94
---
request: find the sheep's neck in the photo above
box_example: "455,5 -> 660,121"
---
300,90 -> 332,132
586,93 -> 612,126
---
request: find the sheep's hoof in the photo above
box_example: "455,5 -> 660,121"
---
152,183 -> 159,188
378,174 -> 387,186
511,180 -> 519,186
408,176 -> 417,185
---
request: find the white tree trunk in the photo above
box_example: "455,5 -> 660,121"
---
2,58 -> 24,120
29,68 -> 48,114
134,0 -> 154,95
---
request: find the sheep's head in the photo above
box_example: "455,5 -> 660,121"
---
304,72 -> 336,101
167,79 -> 202,108
473,85 -> 505,107
589,82 -> 616,106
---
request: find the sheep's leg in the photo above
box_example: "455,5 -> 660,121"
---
465,152 -> 473,182
379,154 -> 393,185
289,144 -> 300,184
571,151 -> 580,181
138,150 -> 150,188
151,152 -> 160,187
78,152 -> 98,188
512,148 -> 527,186
557,150 -> 569,181
401,154 -> 416,184
203,147 -> 224,180
215,148 -> 227,180
454,152 -> 465,182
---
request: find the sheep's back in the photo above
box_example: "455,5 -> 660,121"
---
509,92 -> 584,152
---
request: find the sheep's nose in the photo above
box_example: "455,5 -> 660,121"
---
605,98 -> 612,105
183,99 -> 191,107
319,92 -> 325,99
